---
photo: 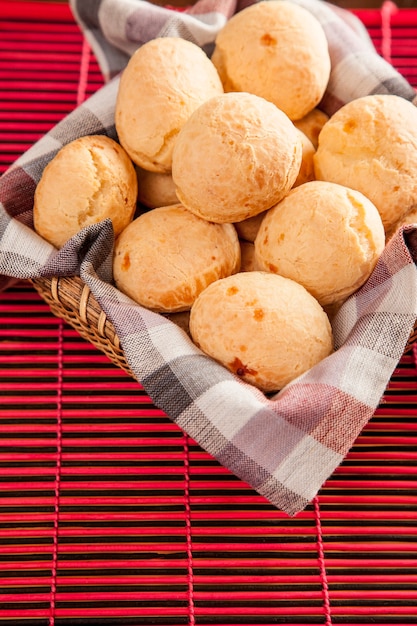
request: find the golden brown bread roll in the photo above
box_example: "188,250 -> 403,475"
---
113,204 -> 240,313
294,108 -> 329,149
115,37 -> 223,173
189,271 -> 333,392
234,212 -> 267,243
136,167 -> 178,209
314,94 -> 417,233
172,92 -> 302,224
34,135 -> 137,249
293,130 -> 316,188
254,180 -> 385,308
386,204 -> 417,242
211,0 -> 331,121
239,240 -> 257,272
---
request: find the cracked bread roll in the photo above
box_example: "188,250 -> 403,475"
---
172,92 -> 302,224
115,37 -> 224,173
113,204 -> 240,313
189,271 -> 333,393
254,181 -> 385,308
314,94 -> 417,234
234,128 -> 315,244
211,0 -> 331,121
233,129 -> 317,243
33,135 -> 137,249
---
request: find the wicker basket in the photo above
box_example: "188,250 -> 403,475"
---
31,276 -> 135,378
30,275 -> 417,383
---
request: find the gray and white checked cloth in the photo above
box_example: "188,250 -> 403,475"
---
1,0 -> 417,516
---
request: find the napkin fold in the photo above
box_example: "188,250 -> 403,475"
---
1,0 -> 417,516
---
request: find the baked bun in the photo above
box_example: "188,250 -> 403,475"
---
293,130 -> 316,188
136,167 -> 178,209
399,207 -> 417,227
254,181 -> 385,307
34,135 -> 137,249
234,212 -> 267,243
294,108 -> 329,149
172,92 -> 302,223
239,240 -> 257,272
189,271 -> 333,393
386,205 -> 417,242
314,94 -> 417,233
115,37 -> 223,173
211,0 -> 331,121
233,129 -> 324,244
113,204 -> 240,313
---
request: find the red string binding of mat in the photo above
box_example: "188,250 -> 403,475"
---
313,496 -> 333,626
49,318 -> 64,626
183,434 -> 196,626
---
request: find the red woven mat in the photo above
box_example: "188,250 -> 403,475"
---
1,2 -> 417,624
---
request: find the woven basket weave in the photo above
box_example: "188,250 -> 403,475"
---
31,276 -> 135,378
31,275 -> 417,383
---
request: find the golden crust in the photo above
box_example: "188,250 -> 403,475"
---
294,108 -> 329,149
293,129 -> 316,188
33,135 -> 137,249
172,92 -> 302,223
115,37 -> 223,173
211,0 -> 331,121
234,212 -> 267,243
239,240 -> 258,272
113,204 -> 241,313
189,271 -> 333,392
314,94 -> 417,233
136,167 -> 178,209
254,180 -> 385,307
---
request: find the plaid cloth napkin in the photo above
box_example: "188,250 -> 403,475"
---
1,0 -> 417,516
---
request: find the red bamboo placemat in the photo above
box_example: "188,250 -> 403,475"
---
1,2 -> 417,624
